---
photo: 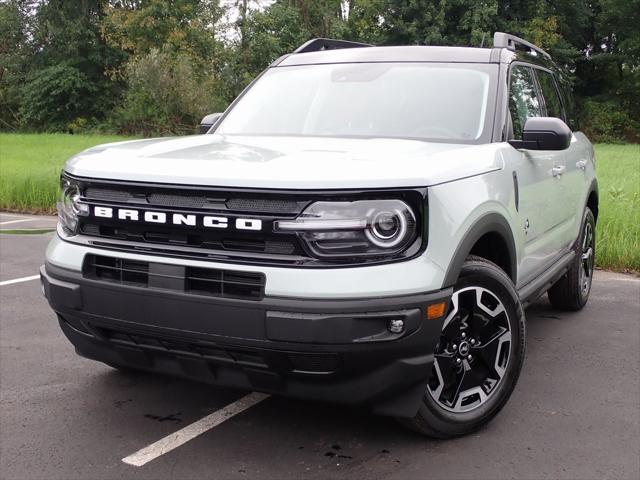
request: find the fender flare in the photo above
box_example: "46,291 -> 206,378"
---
587,178 -> 599,221
442,213 -> 517,287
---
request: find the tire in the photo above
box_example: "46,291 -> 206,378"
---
548,207 -> 595,311
400,256 -> 526,438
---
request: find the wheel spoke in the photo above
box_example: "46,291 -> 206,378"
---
434,352 -> 458,381
472,328 -> 511,379
582,247 -> 593,274
428,285 -> 513,413
429,352 -> 458,403
450,363 -> 487,410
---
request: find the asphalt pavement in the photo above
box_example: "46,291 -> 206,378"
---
1,227 -> 638,480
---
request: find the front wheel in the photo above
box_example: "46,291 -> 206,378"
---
400,256 -> 525,438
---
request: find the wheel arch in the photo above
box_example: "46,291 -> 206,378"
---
587,178 -> 599,223
442,213 -> 517,287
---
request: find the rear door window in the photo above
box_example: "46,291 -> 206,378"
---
536,70 -> 564,120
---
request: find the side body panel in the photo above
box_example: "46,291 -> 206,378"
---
563,131 -> 596,238
500,146 -> 567,286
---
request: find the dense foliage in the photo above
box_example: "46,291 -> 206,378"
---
1,0 -> 638,141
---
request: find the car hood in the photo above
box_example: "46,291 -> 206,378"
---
65,134 -> 504,189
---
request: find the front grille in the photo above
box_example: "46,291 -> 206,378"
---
68,177 -> 426,266
84,254 -> 265,300
84,187 -> 133,203
84,186 -> 303,214
79,222 -> 299,255
225,197 -> 302,214
78,182 -> 308,262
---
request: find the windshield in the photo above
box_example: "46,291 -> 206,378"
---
217,62 -> 497,143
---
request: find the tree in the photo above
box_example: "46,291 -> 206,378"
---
0,0 -> 638,140
19,64 -> 98,131
0,0 -> 37,129
102,0 -> 223,62
4,0 -> 125,130
113,46 -> 224,136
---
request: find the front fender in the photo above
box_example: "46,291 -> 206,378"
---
425,169 -> 519,288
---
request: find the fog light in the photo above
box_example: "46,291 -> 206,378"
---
388,318 -> 405,334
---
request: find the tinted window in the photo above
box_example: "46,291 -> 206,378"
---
558,80 -> 578,130
536,70 -> 564,120
509,66 -> 542,138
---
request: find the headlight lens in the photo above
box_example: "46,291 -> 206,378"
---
275,199 -> 417,259
57,176 -> 88,234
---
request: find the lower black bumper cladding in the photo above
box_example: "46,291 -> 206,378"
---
41,262 -> 451,417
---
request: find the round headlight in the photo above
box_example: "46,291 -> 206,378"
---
366,209 -> 408,248
274,199 -> 418,259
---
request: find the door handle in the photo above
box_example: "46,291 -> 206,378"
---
576,160 -> 587,170
552,165 -> 566,177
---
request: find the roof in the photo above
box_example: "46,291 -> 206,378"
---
275,45 -> 502,67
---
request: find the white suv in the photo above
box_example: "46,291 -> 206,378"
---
42,33 -> 598,437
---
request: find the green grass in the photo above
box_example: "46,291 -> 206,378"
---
0,229 -> 56,235
0,133 -> 638,271
0,133 -> 131,213
593,144 -> 640,272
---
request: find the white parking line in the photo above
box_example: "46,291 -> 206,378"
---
0,218 -> 34,226
122,392 -> 270,467
0,274 -> 41,287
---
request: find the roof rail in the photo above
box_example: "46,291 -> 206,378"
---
493,32 -> 551,60
294,38 -> 373,54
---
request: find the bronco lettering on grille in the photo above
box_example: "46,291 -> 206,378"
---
92,206 -> 263,231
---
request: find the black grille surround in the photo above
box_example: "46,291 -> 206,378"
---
64,174 -> 428,268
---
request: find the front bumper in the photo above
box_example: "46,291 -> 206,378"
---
41,261 -> 451,418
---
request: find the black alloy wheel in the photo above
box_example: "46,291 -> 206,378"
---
400,256 -> 525,438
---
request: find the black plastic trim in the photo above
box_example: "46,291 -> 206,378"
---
294,38 -> 373,54
442,213 -> 517,286
41,262 -> 452,417
517,250 -> 575,307
587,178 -> 599,222
512,171 -> 519,211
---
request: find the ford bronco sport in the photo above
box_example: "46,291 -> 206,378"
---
42,32 -> 598,438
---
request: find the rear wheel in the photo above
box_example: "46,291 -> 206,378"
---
548,207 -> 595,311
400,256 -> 525,438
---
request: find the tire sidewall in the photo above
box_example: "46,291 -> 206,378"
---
575,208 -> 596,306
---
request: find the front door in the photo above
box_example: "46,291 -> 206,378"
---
507,64 -> 566,285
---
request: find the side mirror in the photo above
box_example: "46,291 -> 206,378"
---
509,117 -> 572,151
199,113 -> 223,134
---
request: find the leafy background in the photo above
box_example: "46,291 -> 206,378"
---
0,0 -> 638,141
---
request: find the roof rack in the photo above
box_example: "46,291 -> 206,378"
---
293,38 -> 373,54
493,32 -> 551,60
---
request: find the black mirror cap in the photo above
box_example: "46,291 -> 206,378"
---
199,112 -> 223,134
509,117 -> 572,151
